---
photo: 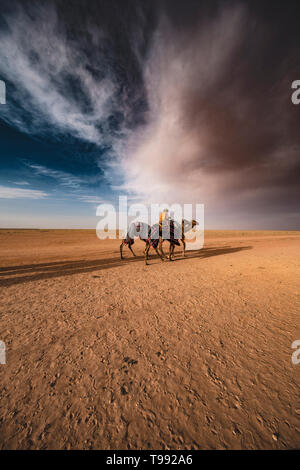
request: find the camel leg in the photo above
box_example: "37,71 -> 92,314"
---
169,243 -> 173,261
159,238 -> 167,259
120,242 -> 124,260
182,237 -> 186,257
155,246 -> 164,262
144,242 -> 150,265
128,244 -> 136,257
169,243 -> 176,261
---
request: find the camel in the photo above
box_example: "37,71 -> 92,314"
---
171,219 -> 199,258
144,219 -> 198,265
121,218 -> 198,265
120,222 -> 151,259
143,222 -> 166,265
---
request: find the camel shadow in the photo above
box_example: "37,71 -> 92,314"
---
0,245 -> 252,287
174,245 -> 252,261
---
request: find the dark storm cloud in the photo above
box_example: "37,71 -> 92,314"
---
118,1 -> 300,228
0,0 -> 300,227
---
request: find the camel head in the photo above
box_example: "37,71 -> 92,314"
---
182,219 -> 198,228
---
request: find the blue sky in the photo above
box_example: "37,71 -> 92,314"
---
0,0 -> 149,228
0,119 -> 115,227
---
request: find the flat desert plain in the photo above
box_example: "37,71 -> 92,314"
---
0,229 -> 299,450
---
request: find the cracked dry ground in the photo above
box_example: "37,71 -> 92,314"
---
0,229 -> 299,449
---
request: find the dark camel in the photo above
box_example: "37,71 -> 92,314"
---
144,219 -> 198,265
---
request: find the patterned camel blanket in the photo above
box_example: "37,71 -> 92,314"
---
123,234 -> 135,246
123,222 -> 150,246
148,221 -> 181,248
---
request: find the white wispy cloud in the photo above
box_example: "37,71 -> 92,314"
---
0,185 -> 48,199
28,164 -> 84,189
28,165 -> 108,205
0,3 -> 117,144
78,195 -> 109,204
119,7 -> 247,207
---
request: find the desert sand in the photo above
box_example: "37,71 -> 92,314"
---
0,229 -> 299,450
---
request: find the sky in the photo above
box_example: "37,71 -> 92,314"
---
0,0 -> 300,229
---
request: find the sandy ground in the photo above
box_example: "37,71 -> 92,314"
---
0,229 -> 299,450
